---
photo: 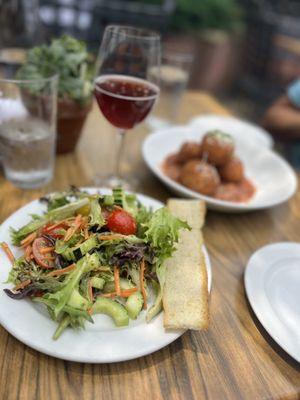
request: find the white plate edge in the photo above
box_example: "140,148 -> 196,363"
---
244,242 -> 300,363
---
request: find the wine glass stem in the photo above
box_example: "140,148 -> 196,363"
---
114,129 -> 126,178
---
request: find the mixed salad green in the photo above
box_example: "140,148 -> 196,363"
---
2,188 -> 189,340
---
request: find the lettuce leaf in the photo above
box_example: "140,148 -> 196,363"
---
45,253 -> 100,318
89,196 -> 105,227
143,207 -> 190,267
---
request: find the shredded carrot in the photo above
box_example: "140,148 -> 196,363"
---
24,245 -> 32,262
114,266 -> 121,296
87,307 -> 93,315
13,279 -> 31,291
40,246 -> 55,254
45,218 -> 73,231
64,215 -> 82,242
84,226 -> 89,240
43,256 -> 55,261
0,242 -> 15,264
47,263 -> 76,277
99,292 -> 117,298
140,258 -> 147,309
120,288 -> 138,297
20,232 -> 37,247
88,279 -> 94,302
64,227 -> 74,242
97,288 -> 138,298
98,234 -> 124,241
80,216 -> 88,227
74,214 -> 83,226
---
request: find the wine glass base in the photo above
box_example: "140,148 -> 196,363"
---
92,174 -> 138,191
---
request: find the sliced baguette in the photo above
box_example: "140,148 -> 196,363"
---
163,199 -> 209,330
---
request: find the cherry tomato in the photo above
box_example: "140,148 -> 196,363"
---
42,222 -> 68,239
32,237 -> 55,269
107,209 -> 136,235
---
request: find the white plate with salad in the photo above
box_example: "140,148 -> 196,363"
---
0,187 -> 211,363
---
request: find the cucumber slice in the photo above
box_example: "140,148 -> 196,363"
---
67,289 -> 89,310
103,278 -> 134,293
62,236 -> 99,261
90,276 -> 105,289
92,298 -> 129,326
125,291 -> 144,319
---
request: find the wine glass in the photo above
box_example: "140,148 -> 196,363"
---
94,25 -> 161,189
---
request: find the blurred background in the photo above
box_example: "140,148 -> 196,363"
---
1,0 -> 300,122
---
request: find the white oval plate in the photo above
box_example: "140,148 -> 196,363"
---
142,126 -> 297,212
0,188 -> 212,363
245,242 -> 300,363
189,114 -> 274,149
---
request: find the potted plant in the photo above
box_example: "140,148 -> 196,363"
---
166,0 -> 245,93
17,35 -> 94,153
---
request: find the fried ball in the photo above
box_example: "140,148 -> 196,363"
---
180,160 -> 220,196
165,153 -> 181,165
201,130 -> 234,166
219,156 -> 244,183
162,154 -> 182,181
177,141 -> 202,163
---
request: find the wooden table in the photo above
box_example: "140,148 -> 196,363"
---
0,91 -> 299,400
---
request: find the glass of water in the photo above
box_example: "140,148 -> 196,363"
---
148,48 -> 193,128
0,75 -> 58,188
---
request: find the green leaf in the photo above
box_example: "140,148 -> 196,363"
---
143,207 -> 190,267
47,198 -> 90,220
16,35 -> 94,103
89,196 -> 105,227
46,253 -> 100,318
10,220 -> 47,246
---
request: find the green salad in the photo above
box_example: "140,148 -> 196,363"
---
2,188 -> 189,340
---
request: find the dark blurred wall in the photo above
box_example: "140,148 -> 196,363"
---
0,0 -> 41,47
38,0 -> 174,50
239,0 -> 300,104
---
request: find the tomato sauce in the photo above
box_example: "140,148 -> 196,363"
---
214,179 -> 256,203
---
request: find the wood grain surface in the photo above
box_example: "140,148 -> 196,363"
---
0,91 -> 299,400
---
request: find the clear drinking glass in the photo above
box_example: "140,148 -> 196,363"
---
0,75 -> 58,188
148,48 -> 193,128
94,25 -> 161,189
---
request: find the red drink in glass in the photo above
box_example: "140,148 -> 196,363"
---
94,75 -> 159,129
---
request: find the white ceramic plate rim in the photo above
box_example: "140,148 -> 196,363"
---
189,114 -> 274,149
244,242 -> 300,363
0,187 -> 212,363
142,127 -> 297,212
